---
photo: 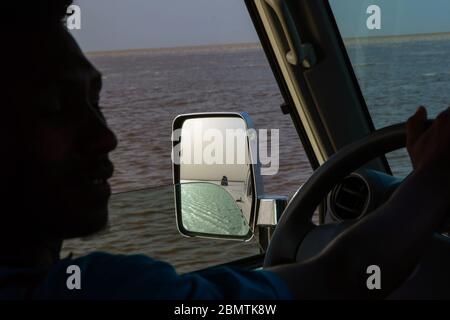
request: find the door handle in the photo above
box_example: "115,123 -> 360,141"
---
263,0 -> 316,68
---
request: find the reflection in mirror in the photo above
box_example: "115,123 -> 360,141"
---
176,116 -> 255,239
178,182 -> 251,237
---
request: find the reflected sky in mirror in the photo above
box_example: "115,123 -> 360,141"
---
180,117 -> 250,182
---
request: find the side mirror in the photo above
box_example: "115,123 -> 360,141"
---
172,113 -> 258,241
172,112 -> 288,248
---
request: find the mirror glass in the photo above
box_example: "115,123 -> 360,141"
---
175,116 -> 254,239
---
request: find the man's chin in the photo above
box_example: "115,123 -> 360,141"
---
55,183 -> 112,238
61,206 -> 109,239
36,201 -> 110,240
21,180 -> 113,239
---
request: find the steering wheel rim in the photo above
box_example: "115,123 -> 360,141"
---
264,122 -> 408,267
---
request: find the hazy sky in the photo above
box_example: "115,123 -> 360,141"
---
71,0 -> 257,52
70,0 -> 450,52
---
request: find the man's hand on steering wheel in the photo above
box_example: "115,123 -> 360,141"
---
407,106 -> 450,172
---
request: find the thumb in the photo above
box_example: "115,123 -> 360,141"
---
406,106 -> 428,145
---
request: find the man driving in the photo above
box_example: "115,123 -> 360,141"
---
1,1 -> 449,299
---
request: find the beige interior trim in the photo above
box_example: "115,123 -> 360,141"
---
255,0 -> 327,165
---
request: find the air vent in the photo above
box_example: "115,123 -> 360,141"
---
331,175 -> 370,221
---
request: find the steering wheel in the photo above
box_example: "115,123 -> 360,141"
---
264,122 -> 409,266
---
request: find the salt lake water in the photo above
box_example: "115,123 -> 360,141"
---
62,34 -> 450,272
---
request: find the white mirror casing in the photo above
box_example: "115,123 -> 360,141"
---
172,113 -> 287,247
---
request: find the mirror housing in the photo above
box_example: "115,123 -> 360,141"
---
172,113 -> 261,241
172,112 -> 287,248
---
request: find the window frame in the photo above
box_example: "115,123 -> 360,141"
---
245,0 -> 392,173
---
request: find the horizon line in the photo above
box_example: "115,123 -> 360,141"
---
85,31 -> 450,55
85,41 -> 261,56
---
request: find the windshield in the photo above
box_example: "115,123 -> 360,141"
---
329,0 -> 450,176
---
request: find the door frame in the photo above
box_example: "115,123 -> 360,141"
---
245,0 -> 391,173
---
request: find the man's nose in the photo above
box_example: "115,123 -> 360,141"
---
82,111 -> 118,156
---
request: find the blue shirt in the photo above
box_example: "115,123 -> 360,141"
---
0,252 -> 292,300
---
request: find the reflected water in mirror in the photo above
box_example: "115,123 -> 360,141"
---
179,182 -> 251,237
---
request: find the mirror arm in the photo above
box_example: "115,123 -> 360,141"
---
256,195 -> 288,251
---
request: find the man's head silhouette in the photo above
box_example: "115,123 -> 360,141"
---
0,1 -> 117,264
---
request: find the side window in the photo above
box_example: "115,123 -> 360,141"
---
62,1 -> 312,272
329,0 -> 450,177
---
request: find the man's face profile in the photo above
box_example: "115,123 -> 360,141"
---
0,23 -> 118,241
